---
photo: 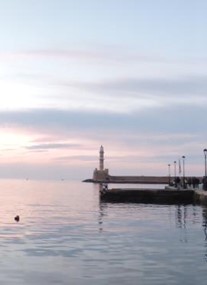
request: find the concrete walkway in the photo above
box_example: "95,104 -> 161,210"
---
100,187 -> 207,205
194,190 -> 207,205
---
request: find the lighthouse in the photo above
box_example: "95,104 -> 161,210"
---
99,145 -> 104,171
93,146 -> 109,181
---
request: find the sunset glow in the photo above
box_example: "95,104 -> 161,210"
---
0,0 -> 206,179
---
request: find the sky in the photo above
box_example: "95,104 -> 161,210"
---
0,0 -> 207,180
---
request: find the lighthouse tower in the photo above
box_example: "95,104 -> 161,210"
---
93,146 -> 109,181
99,145 -> 104,170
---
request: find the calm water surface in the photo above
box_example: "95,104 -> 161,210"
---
0,179 -> 207,284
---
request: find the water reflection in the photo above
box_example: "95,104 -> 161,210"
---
99,202 -> 204,244
175,205 -> 188,243
175,205 -> 188,228
0,180 -> 207,284
97,183 -> 107,232
98,202 -> 108,232
202,206 -> 207,240
201,206 -> 207,262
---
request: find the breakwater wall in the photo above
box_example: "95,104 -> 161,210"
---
84,175 -> 203,184
83,175 -> 169,184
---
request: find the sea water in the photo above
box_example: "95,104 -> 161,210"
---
0,179 -> 206,285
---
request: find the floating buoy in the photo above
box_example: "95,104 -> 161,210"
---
14,215 -> 20,222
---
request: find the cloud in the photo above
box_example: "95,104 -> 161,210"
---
26,143 -> 80,150
2,48 -> 207,67
0,106 -> 205,178
0,48 -> 169,64
78,75 -> 207,101
52,73 -> 207,113
0,106 -> 206,136
1,46 -> 207,114
55,155 -> 97,162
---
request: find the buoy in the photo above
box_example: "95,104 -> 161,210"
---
14,215 -> 20,222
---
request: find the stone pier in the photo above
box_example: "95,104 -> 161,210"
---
100,187 -> 207,205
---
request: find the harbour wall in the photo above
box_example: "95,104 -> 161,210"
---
84,175 -> 203,184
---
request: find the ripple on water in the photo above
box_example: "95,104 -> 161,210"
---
0,180 -> 206,285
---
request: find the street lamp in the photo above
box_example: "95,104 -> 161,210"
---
204,149 -> 207,177
182,156 -> 186,188
174,161 -> 177,178
168,164 -> 171,185
203,149 -> 207,191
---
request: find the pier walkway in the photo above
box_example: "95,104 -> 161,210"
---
100,187 -> 207,205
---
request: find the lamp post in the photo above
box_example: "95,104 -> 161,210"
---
182,156 -> 186,188
174,161 -> 177,178
203,149 -> 207,191
204,149 -> 207,177
168,164 -> 171,185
